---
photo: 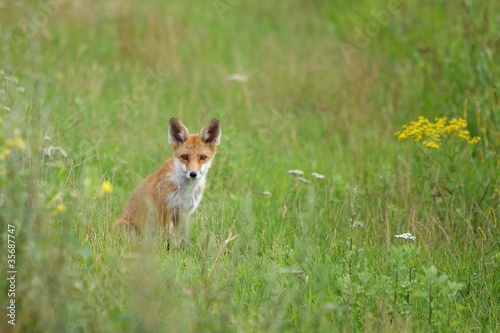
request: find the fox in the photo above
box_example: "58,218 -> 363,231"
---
115,118 -> 221,239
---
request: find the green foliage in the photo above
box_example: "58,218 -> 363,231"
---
1,0 -> 499,332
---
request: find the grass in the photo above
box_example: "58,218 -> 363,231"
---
1,0 -> 499,332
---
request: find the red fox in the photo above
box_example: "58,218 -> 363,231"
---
115,118 -> 221,238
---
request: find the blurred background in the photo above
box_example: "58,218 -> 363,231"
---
2,1 -> 498,170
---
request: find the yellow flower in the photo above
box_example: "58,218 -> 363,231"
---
468,136 -> 481,144
100,181 -> 113,194
56,203 -> 67,213
424,141 -> 440,149
0,148 -> 11,160
5,138 -> 26,150
395,116 -> 481,149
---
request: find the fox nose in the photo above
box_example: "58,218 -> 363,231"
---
189,172 -> 198,179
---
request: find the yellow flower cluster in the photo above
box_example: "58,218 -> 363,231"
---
1,130 -> 26,160
395,116 -> 481,149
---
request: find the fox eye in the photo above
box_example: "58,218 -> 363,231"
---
181,155 -> 188,160
200,155 -> 207,160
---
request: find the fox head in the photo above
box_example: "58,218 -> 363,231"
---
168,118 -> 221,180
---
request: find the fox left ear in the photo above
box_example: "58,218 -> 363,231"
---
169,118 -> 189,146
200,119 -> 221,146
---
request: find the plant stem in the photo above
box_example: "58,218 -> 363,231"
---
429,283 -> 433,328
392,270 -> 398,323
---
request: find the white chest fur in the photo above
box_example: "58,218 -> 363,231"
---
167,178 -> 204,215
167,159 -> 207,216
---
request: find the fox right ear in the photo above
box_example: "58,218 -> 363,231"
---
200,118 -> 221,146
168,118 -> 189,146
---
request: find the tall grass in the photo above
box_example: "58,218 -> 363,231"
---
1,0 -> 499,332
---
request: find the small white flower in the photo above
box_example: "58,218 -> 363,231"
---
73,280 -> 84,291
394,232 -> 416,240
43,145 -> 68,158
43,135 -> 51,141
228,73 -> 248,83
351,221 -> 364,228
296,177 -> 310,184
262,191 -> 272,197
5,76 -> 19,84
288,169 -> 304,176
311,172 -> 325,179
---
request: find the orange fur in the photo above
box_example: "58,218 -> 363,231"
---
115,118 -> 221,237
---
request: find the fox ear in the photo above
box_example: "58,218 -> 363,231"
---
200,119 -> 221,146
168,118 -> 189,145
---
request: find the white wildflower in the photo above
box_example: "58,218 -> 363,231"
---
351,220 -> 364,228
311,172 -> 325,179
4,76 -> 18,84
296,177 -> 310,184
43,145 -> 68,158
228,73 -> 248,83
262,191 -> 272,197
288,169 -> 304,176
394,232 -> 416,240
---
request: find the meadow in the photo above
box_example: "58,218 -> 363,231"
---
1,0 -> 499,332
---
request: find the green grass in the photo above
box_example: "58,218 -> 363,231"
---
1,0 -> 499,332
